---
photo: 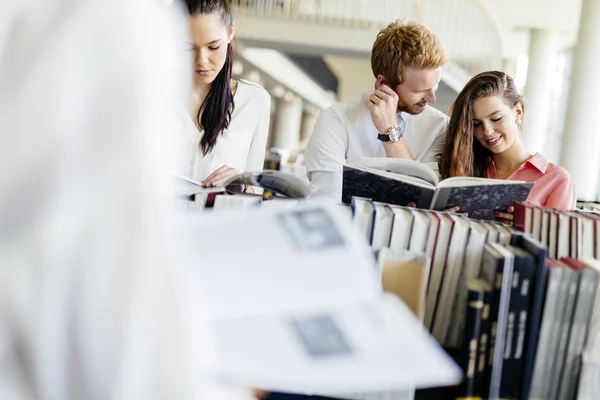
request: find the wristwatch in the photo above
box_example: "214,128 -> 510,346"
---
377,126 -> 403,142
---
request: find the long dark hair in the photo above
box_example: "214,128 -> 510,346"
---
440,71 -> 524,179
184,0 -> 235,155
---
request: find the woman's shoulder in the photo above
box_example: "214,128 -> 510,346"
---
237,79 -> 271,105
544,159 -> 574,184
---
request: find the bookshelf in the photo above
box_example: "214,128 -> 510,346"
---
347,198 -> 600,400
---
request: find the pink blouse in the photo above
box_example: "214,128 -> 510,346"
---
485,153 -> 577,210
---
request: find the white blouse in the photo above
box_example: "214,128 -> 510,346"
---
178,79 -> 271,181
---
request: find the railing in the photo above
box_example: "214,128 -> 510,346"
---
231,0 -> 502,76
419,0 -> 503,76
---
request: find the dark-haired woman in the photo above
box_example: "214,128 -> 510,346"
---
182,0 -> 270,188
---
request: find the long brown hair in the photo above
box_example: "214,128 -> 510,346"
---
440,71 -> 524,179
185,0 -> 235,156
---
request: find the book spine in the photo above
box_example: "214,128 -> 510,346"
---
547,269 -> 578,398
528,268 -> 562,400
456,288 -> 485,400
484,262 -> 505,399
487,255 -> 514,400
474,289 -> 492,398
513,202 -> 526,232
556,269 -> 599,400
499,255 -> 534,400
519,250 -> 548,400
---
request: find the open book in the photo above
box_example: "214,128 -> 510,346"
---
343,158 -> 534,220
170,173 -> 225,197
175,203 -> 461,395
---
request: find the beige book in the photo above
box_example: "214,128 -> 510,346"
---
379,248 -> 429,321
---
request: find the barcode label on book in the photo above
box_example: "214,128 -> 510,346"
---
290,315 -> 353,358
277,209 -> 345,252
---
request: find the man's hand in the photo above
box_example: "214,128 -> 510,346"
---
366,85 -> 399,134
201,165 -> 239,188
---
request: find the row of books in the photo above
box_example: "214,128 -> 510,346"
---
577,201 -> 600,213
350,197 -> 516,348
350,197 -> 600,400
513,201 -> 600,260
462,245 -> 600,400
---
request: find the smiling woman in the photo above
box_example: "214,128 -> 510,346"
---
179,0 -> 271,189
440,71 -> 576,213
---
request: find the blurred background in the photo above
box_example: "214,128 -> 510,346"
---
212,0 -> 599,201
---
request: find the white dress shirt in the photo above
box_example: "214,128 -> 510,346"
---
178,79 -> 271,181
305,89 -> 449,201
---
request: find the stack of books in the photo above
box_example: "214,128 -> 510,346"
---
514,201 -> 600,260
350,197 -> 515,348
349,197 -> 600,400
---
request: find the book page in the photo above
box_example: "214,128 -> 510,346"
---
437,176 -> 526,188
171,173 -> 225,196
174,204 -> 462,395
210,295 -> 461,394
180,204 -> 380,320
360,157 -> 439,186
346,164 -> 436,189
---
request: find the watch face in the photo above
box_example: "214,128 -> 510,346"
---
389,127 -> 402,142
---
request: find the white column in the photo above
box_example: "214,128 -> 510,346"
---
242,69 -> 263,86
502,57 -> 518,80
522,29 -> 558,154
300,106 -> 321,142
272,91 -> 303,152
560,0 -> 600,200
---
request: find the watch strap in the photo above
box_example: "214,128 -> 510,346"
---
377,133 -> 392,142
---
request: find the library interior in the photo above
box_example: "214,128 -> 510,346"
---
2,0 -> 600,399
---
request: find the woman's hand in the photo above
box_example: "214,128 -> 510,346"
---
407,202 -> 464,215
252,389 -> 268,399
494,205 -> 514,225
201,165 -> 239,188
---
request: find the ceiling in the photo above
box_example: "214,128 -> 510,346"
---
483,0 -> 583,57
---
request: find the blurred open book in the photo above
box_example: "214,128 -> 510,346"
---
175,204 -> 461,396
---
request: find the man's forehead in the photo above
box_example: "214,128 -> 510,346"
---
401,67 -> 442,89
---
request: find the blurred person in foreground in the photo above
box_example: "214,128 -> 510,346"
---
0,0 -> 252,398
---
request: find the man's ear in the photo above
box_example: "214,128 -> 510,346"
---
376,74 -> 389,89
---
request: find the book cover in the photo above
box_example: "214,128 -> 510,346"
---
546,263 -> 579,398
455,279 -> 490,400
479,244 -> 515,400
447,221 -> 490,349
556,258 -> 599,400
342,165 -> 533,221
499,245 -> 535,400
433,216 -> 471,346
473,288 -> 493,399
509,234 -> 549,400
528,261 -> 565,400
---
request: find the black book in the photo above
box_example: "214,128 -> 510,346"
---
342,164 -> 533,220
456,279 -> 491,400
499,245 -> 535,400
479,243 -> 515,400
509,234 -> 548,400
473,288 -> 493,399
